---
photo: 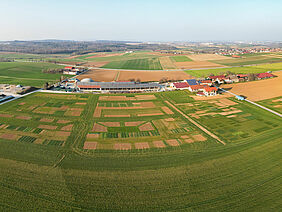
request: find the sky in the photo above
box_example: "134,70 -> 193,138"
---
0,0 -> 281,42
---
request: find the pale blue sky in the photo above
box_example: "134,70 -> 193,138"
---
0,0 -> 281,41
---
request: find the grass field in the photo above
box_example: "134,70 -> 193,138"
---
0,62 -> 65,87
103,58 -> 163,70
185,62 -> 282,77
211,56 -> 282,66
171,55 -> 193,62
0,91 -> 281,210
257,96 -> 282,114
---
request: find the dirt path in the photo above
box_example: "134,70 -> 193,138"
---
164,101 -> 226,145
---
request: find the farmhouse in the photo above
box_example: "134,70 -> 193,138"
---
203,87 -> 218,96
63,66 -> 81,75
171,82 -> 189,90
208,75 -> 226,84
197,79 -> 213,86
188,84 -> 207,92
256,73 -> 275,79
77,81 -> 161,93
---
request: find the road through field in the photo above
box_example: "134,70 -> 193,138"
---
165,100 -> 226,145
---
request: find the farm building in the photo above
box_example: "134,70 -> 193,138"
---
170,82 -> 189,90
203,87 -> 218,96
197,80 -> 213,86
76,81 -> 161,93
256,73 -> 275,79
208,75 -> 226,84
225,75 -> 239,83
188,85 -> 207,92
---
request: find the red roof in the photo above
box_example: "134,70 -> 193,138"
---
232,55 -> 241,58
173,82 -> 189,88
189,85 -> 206,90
64,66 -> 74,69
257,73 -> 275,78
208,75 -> 226,80
204,87 -> 218,92
78,85 -> 101,89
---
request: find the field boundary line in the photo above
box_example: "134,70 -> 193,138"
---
52,154 -> 65,168
164,100 -> 226,145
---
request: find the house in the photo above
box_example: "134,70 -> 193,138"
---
171,82 -> 189,90
208,75 -> 226,84
203,87 -> 218,96
237,74 -> 248,81
197,80 -> 213,86
225,75 -> 239,83
256,73 -> 275,79
188,84 -> 207,92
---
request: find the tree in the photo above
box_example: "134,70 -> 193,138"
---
247,73 -> 256,81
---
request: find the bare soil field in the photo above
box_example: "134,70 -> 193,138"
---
139,122 -> 154,131
83,142 -> 97,150
153,140 -> 166,148
61,124 -> 73,131
15,116 -> 31,120
38,125 -> 57,130
162,106 -> 174,114
114,143 -> 131,150
187,54 -> 230,61
117,70 -> 193,82
40,118 -> 54,123
135,142 -> 150,149
222,71 -> 282,101
166,139 -> 180,146
77,69 -> 118,82
92,123 -> 107,132
174,61 -> 225,69
125,121 -> 144,126
100,122 -> 120,127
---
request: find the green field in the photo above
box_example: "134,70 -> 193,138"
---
171,55 -> 193,62
0,62 -> 65,87
211,56 -> 282,66
185,62 -> 282,77
0,91 -> 281,210
257,96 -> 282,114
103,58 -> 163,70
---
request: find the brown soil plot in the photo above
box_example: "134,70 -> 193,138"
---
135,142 -> 150,149
77,69 -> 118,82
40,118 -> 54,123
92,123 -> 107,132
0,114 -> 13,118
114,143 -> 132,150
83,142 -> 98,150
56,131 -> 71,137
138,113 -> 164,117
125,121 -> 144,126
139,122 -> 154,131
87,134 -> 100,139
166,139 -> 180,146
192,134 -> 207,141
162,106 -> 174,114
104,115 -> 130,118
57,120 -> 70,124
1,133 -> 19,140
61,124 -> 73,131
153,140 -> 166,148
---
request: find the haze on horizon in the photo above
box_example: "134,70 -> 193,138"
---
0,0 -> 281,42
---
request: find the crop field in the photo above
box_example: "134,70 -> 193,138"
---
0,91 -> 281,210
257,96 -> 282,113
171,55 -> 192,62
103,57 -> 163,70
0,62 -> 65,87
185,62 -> 282,77
211,55 -> 282,66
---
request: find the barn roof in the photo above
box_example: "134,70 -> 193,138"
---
173,82 -> 189,88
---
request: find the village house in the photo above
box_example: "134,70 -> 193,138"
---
256,73 -> 275,80
225,75 -> 239,83
203,87 -> 218,96
208,75 -> 226,84
170,82 -> 190,90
